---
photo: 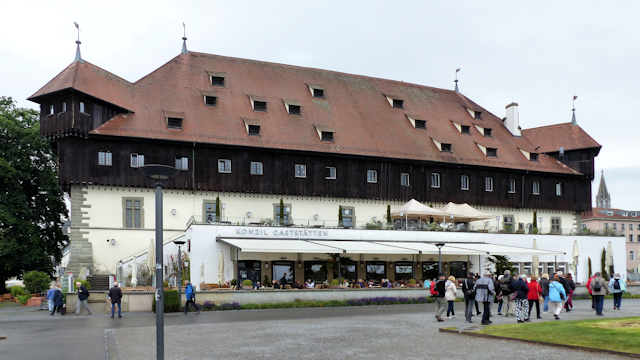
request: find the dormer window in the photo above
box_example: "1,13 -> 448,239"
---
254,101 -> 267,112
530,153 -> 539,162
441,143 -> 452,153
321,132 -> 334,142
415,120 -> 426,130
308,84 -> 326,99
393,99 -> 404,109
314,125 -> 335,142
283,100 -> 302,115
623,211 -> 628,216
607,211 -> 613,216
486,148 -> 497,157
243,118 -> 261,136
204,96 -> 217,106
79,101 -> 87,114
207,71 -> 226,87
289,105 -> 301,115
484,128 -> 492,137
167,117 -> 183,129
461,125 -> 470,134
474,111 -> 482,119
632,212 -> 637,217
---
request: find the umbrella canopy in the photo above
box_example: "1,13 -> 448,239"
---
532,239 -> 540,276
200,263 -> 205,284
605,241 -> 613,272
130,259 -> 138,287
146,239 -> 155,273
441,202 -> 494,223
570,240 -> 579,275
391,199 -> 444,219
217,251 -> 225,285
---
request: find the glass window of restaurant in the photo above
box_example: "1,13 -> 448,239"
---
511,263 -> 521,275
339,261 -> 357,281
422,261 -> 439,281
449,261 -> 467,280
238,260 -> 261,283
523,262 -> 532,275
537,263 -> 544,276
272,261 -> 294,285
395,262 -> 414,281
366,261 -> 386,282
557,262 -> 566,274
546,262 -> 555,275
304,261 -> 327,283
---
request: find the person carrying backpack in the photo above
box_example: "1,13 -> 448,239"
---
183,280 -> 201,314
499,270 -> 515,317
432,273 -> 447,322
608,273 -> 626,310
589,272 -> 610,316
462,272 -> 477,323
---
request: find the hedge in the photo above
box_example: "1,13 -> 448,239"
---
152,290 -> 180,313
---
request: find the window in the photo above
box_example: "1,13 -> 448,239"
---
295,164 -> 306,178
61,101 -> 67,112
461,175 -> 469,190
367,170 -> 377,183
98,151 -> 112,166
204,96 -> 217,106
613,223 -> 618,230
274,203 -> 291,225
441,143 -> 452,153
551,217 -> 561,234
461,125 -> 470,135
79,101 -> 86,114
414,120 -> 426,130
167,117 -> 183,129
341,207 -> 355,228
321,131 -> 334,142
623,211 -> 628,216
250,161 -> 263,175
123,198 -> 143,228
474,111 -> 482,120
288,105 -> 301,115
325,167 -> 336,180
630,224 -> 634,231
211,76 -> 225,87
503,215 -> 514,233
218,159 -> 231,173
632,212 -> 637,217
523,262 -> 532,275
483,128 -> 492,137
533,181 -> 540,195
631,251 -> 636,261
313,88 -> 325,99
621,223 -> 626,231
203,201 -> 217,222
546,262 -> 555,275
557,263 -> 566,274
394,262 -> 413,281
556,183 -> 563,196
392,99 -> 404,109
175,156 -> 188,170
485,177 -> 493,192
248,125 -> 261,136
604,222 -> 609,229
253,101 -> 267,112
630,235 -> 634,242
530,153 -> 539,162
431,173 -> 441,188
508,179 -> 516,193
48,104 -> 54,115
486,148 -> 497,157
366,261 -> 386,282
401,173 -> 410,186
130,153 -> 145,168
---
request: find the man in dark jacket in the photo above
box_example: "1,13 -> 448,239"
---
279,273 -> 288,286
108,282 -> 123,318
50,286 -> 65,316
74,282 -> 91,315
499,270 -> 515,317
538,274 -> 550,313
434,273 -> 447,322
474,270 -> 495,325
462,272 -> 477,323
509,274 -> 530,322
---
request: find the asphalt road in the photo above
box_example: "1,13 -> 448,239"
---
1,298 -> 638,359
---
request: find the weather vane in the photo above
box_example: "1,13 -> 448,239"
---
455,68 -> 461,80
74,22 -> 81,44
454,68 -> 461,93
182,22 -> 187,40
573,95 -> 578,109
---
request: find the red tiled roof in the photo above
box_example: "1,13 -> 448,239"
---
583,208 -> 640,220
49,52 -> 582,175
28,61 -> 134,111
521,123 -> 601,154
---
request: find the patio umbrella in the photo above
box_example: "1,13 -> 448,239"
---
218,251 -> 225,285
390,199 -> 444,219
441,202 -> 494,224
200,263 -> 205,285
605,241 -> 613,274
130,259 -> 138,287
532,239 -> 540,276
571,240 -> 579,278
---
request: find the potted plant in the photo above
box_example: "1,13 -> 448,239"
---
242,279 -> 253,290
407,279 -> 417,288
163,280 -> 171,290
330,279 -> 340,289
17,293 -> 31,306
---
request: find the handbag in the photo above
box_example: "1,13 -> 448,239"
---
464,279 -> 476,299
551,283 -> 566,300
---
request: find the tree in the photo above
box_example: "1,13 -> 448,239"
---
23,270 -> 52,294
278,199 -> 285,225
215,197 -> 221,220
338,205 -> 343,227
485,255 -> 516,275
588,257 -> 592,278
532,211 -> 538,233
0,97 -> 68,293
386,205 -> 391,224
600,247 -> 609,281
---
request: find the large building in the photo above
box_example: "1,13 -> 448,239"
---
28,38 -> 615,287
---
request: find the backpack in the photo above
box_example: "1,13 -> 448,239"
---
592,279 -> 602,292
500,276 -> 511,293
613,279 -> 620,290
464,279 -> 476,299
430,280 -> 439,296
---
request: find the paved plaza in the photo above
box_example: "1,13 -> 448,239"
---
1,298 -> 638,359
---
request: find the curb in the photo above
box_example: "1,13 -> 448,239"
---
439,328 -> 640,359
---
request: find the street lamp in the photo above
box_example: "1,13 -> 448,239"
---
436,243 -> 445,274
139,164 -> 179,360
174,240 -> 186,305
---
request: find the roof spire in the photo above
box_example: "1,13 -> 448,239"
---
73,22 -> 84,63
181,22 -> 188,54
571,95 -> 578,126
596,170 -> 611,209
454,68 -> 460,93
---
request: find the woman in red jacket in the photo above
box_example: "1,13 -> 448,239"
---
527,275 -> 542,319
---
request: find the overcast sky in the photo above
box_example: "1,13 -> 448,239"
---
2,1 -> 638,210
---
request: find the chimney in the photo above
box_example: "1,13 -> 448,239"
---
504,102 -> 521,137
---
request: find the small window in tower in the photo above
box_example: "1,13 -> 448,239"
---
248,125 -> 261,136
167,117 -> 183,129
79,101 -> 87,114
392,99 -> 404,109
461,125 -> 470,135
175,157 -> 189,171
211,76 -> 225,87
486,148 -> 497,157
48,104 -> 54,115
441,144 -> 452,153
61,101 -> 67,112
415,120 -> 426,130
313,88 -> 325,99
253,101 -> 267,112
204,96 -> 217,107
484,128 -> 492,137
321,131 -> 334,142
218,159 -> 231,173
326,167 -> 336,180
98,151 -> 112,166
288,105 -> 301,115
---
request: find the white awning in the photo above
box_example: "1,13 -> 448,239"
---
217,238 -> 336,253
375,242 -> 564,255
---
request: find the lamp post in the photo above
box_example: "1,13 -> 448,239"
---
539,217 -> 544,234
139,164 -> 179,360
436,243 -> 445,274
174,240 -> 186,305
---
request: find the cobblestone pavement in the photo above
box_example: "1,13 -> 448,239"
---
1,298 -> 638,359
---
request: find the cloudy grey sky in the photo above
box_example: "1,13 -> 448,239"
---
2,1 -> 638,209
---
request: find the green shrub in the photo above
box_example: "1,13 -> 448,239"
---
23,271 -> 52,294
163,281 -> 169,287
408,279 -> 417,284
11,286 -> 24,297
152,290 -> 180,313
330,279 -> 339,286
5,286 -> 13,295
242,279 -> 253,287
230,279 -> 237,286
17,294 -> 31,305
73,280 -> 91,291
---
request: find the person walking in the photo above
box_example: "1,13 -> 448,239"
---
474,274 -> 482,316
586,274 -> 597,309
183,280 -> 201,314
492,275 -> 500,317
590,272 -> 610,316
539,273 -> 550,313
526,275 -> 542,319
50,286 -> 64,316
509,274 -> 530,323
564,274 -> 576,311
433,273 -> 447,322
74,282 -> 91,315
445,276 -> 457,319
609,273 -> 626,310
108,281 -> 123,318
499,270 -> 515,317
47,285 -> 56,313
474,270 -> 495,325
548,274 -> 566,320
462,272 -> 477,323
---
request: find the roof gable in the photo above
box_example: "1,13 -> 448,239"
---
521,123 -> 601,154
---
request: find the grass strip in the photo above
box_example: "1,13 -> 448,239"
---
476,317 -> 640,355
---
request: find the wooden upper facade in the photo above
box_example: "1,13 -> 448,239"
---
28,50 -> 601,211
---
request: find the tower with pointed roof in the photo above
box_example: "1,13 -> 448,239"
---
596,170 -> 611,208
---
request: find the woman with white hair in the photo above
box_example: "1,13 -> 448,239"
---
508,274 -> 530,323
46,284 -> 56,312
609,273 -> 626,310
